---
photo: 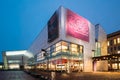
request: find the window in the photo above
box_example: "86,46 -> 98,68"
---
95,42 -> 101,56
70,43 -> 79,56
112,63 -> 117,69
46,48 -> 50,56
110,47 -> 113,52
117,38 -> 120,43
114,39 -> 117,45
96,42 -> 101,48
107,47 -> 110,54
56,42 -> 61,47
107,41 -> 110,46
114,47 -> 116,51
110,40 -> 113,46
118,51 -> 120,54
61,41 -> 68,52
118,46 -> 120,50
47,41 -> 83,57
56,42 -> 61,53
51,45 -> 56,55
79,46 -> 83,53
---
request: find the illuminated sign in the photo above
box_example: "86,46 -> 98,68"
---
37,53 -> 44,61
66,9 -> 89,42
6,50 -> 33,58
48,11 -> 59,42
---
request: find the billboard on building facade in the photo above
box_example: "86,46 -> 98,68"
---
48,11 -> 59,43
66,9 -> 89,42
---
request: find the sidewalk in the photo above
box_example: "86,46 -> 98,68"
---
28,70 -> 120,80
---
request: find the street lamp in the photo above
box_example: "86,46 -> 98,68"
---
41,49 -> 49,71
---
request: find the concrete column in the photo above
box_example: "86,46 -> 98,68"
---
117,57 -> 119,70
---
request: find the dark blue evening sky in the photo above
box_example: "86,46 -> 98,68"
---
0,0 -> 120,61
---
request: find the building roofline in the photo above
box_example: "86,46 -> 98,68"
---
107,30 -> 120,38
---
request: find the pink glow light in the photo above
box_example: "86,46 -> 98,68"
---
66,9 -> 89,42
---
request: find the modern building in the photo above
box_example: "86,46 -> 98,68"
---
28,6 -> 108,72
107,30 -> 120,71
93,24 -> 108,71
2,50 -> 33,70
2,6 -> 119,72
93,29 -> 120,71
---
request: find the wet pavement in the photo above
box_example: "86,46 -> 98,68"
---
0,70 -> 39,80
1,70 -> 120,80
58,72 -> 120,80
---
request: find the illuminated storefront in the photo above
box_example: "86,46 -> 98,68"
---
37,41 -> 83,72
28,6 -> 95,72
92,30 -> 120,72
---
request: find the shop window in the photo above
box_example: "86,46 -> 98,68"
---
56,42 -> 61,47
61,41 -> 68,52
56,42 -> 61,53
56,46 -> 61,53
112,63 -> 117,69
70,43 -> 79,55
79,46 -> 83,53
51,45 -> 56,55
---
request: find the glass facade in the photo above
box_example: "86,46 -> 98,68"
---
94,42 -> 101,57
36,40 -> 84,72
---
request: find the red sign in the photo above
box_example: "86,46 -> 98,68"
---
66,9 -> 89,42
51,59 -> 67,64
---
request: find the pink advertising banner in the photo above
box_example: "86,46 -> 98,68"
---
66,9 -> 89,42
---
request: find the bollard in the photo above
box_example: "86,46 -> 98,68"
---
51,72 -> 56,80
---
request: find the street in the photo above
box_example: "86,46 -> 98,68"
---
1,70 -> 120,80
0,70 -> 39,80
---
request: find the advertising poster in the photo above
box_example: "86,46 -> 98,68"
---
66,9 -> 89,42
48,12 -> 59,43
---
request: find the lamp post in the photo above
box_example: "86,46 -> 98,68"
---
41,49 -> 49,71
42,49 -> 56,80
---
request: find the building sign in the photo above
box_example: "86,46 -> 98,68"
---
48,11 -> 59,43
66,9 -> 89,42
37,53 -> 44,61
